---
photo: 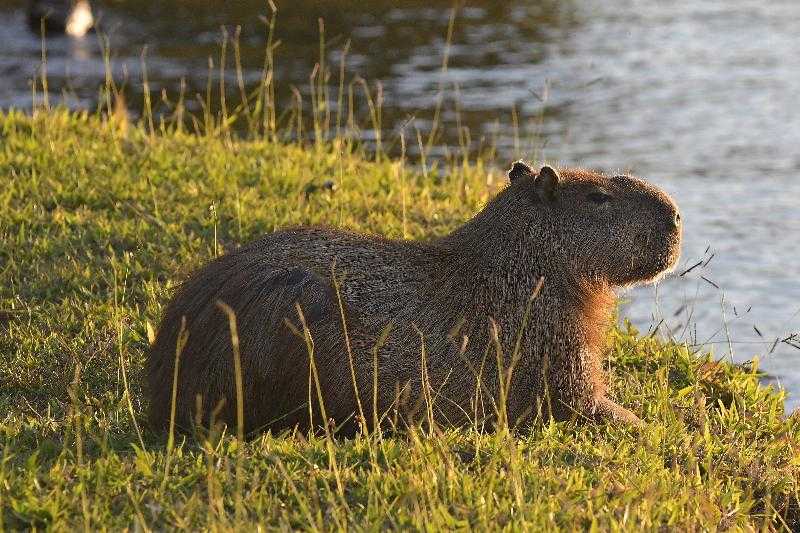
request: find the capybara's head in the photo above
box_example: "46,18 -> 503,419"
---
505,162 -> 682,286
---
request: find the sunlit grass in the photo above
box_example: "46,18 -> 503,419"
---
0,110 -> 798,530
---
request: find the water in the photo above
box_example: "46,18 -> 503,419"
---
1,0 -> 798,409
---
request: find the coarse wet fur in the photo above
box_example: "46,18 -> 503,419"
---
147,163 -> 682,436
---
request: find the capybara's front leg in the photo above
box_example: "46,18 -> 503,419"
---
592,396 -> 643,426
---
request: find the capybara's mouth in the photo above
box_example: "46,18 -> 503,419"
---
629,230 -> 681,282
655,247 -> 681,275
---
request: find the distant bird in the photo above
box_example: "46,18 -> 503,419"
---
27,0 -> 94,37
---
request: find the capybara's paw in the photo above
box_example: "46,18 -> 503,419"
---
593,397 -> 643,426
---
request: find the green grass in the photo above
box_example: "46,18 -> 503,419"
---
1,110 -> 798,531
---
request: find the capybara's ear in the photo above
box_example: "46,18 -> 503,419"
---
508,160 -> 533,182
534,165 -> 560,201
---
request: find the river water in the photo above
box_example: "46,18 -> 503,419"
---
1,0 -> 798,409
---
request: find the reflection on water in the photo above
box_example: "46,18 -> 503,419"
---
1,0 -> 798,408
1,0 -> 572,146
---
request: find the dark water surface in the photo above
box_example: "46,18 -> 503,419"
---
2,0 -> 798,408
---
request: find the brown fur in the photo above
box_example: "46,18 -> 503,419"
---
147,163 -> 682,436
574,281 -> 617,398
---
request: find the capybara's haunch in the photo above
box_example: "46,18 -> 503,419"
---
147,163 -> 682,435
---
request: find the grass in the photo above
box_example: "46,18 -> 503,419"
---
0,109 -> 799,531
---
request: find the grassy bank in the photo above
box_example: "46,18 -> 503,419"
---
1,110 -> 798,530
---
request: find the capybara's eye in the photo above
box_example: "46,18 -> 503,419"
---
588,191 -> 613,204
